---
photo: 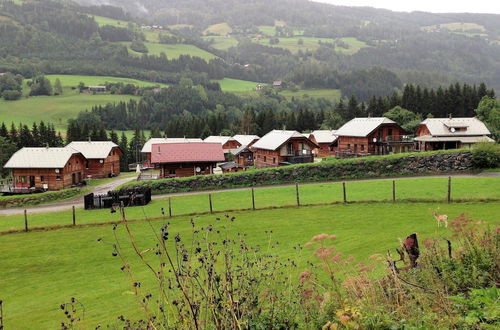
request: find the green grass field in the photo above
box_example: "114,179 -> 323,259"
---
253,36 -> 368,54
45,75 -> 169,88
279,88 -> 341,101
0,200 -> 498,328
0,90 -> 139,130
92,15 -> 131,28
202,36 -> 239,50
204,22 -> 232,35
124,42 -> 218,60
1,177 -> 498,232
215,78 -> 261,92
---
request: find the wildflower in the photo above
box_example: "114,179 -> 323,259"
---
304,242 -> 313,247
299,270 -> 312,283
314,246 -> 335,260
331,252 -> 343,263
301,289 -> 314,300
312,233 -> 330,241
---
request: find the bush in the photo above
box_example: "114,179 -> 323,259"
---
472,142 -> 500,168
1,89 -> 22,100
130,40 -> 148,53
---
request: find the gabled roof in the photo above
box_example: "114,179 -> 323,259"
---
151,143 -> 225,163
251,130 -> 314,151
310,130 -> 338,144
203,136 -> 237,145
4,147 -> 81,169
141,138 -> 203,153
420,118 -> 491,136
232,135 -> 260,146
66,141 -> 118,159
336,117 -> 397,137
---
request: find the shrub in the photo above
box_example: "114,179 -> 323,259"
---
472,142 -> 500,168
2,89 -> 22,100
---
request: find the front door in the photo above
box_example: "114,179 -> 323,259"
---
72,173 -> 76,185
29,176 -> 35,188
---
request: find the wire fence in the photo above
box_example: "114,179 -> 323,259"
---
1,176 -> 499,234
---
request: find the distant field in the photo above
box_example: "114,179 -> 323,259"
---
204,22 -> 232,35
215,78 -> 262,92
279,88 -> 341,102
124,42 -> 218,60
258,25 -> 276,35
92,15 -> 130,27
422,22 -> 488,37
253,36 -> 368,54
202,36 -> 239,50
45,75 -> 169,88
0,91 -> 138,130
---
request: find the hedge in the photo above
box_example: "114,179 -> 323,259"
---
0,187 -> 87,209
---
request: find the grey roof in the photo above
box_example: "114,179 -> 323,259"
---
335,117 -> 396,137
251,130 -> 306,151
66,141 -> 118,159
420,118 -> 491,136
232,135 -> 260,146
203,136 -> 236,145
141,138 -> 203,153
231,145 -> 251,156
4,147 -> 80,169
310,130 -> 338,144
414,135 -> 494,143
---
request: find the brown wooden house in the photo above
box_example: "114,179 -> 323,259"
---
141,138 -> 203,168
250,130 -> 319,168
151,142 -> 225,178
4,147 -> 86,191
334,117 -> 413,157
204,136 -> 241,160
309,130 -> 338,157
414,117 -> 493,151
231,135 -> 260,166
66,141 -> 122,179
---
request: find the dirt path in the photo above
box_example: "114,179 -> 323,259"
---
0,176 -> 136,216
1,172 -> 497,216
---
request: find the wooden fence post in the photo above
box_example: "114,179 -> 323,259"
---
295,183 -> 300,206
342,182 -> 347,203
251,188 -> 255,210
209,194 -> 213,214
24,210 -> 28,232
168,197 -> 172,217
72,206 -> 76,226
392,180 -> 396,202
447,177 -> 452,203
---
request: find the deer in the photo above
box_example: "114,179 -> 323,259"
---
431,208 -> 448,228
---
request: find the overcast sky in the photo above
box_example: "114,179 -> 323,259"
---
315,0 -> 500,14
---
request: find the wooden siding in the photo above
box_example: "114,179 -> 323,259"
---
159,162 -> 217,178
253,137 -> 316,168
85,147 -> 122,179
11,153 -> 86,191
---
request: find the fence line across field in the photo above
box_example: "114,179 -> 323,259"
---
14,177 -> 467,233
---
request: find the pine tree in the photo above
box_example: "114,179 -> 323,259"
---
54,78 -> 63,95
0,122 -> 8,138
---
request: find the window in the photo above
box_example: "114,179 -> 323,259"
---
347,144 -> 351,150
169,169 -> 176,175
264,156 -> 267,162
361,145 -> 365,152
56,176 -> 61,180
40,176 -> 45,182
354,144 -> 358,153
273,157 -> 276,164
287,143 -> 293,155
18,176 -> 27,183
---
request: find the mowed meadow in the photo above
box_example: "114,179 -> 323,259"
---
0,200 -> 499,328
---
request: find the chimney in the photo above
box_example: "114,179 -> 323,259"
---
88,136 -> 91,142
449,113 -> 452,119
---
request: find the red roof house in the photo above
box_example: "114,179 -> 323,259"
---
151,143 -> 225,178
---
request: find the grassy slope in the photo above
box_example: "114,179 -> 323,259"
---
45,75 -> 169,88
204,22 -> 232,35
0,90 -> 138,130
1,177 -> 498,232
92,15 -> 130,28
124,42 -> 218,60
215,78 -> 262,92
201,36 -> 239,50
0,201 -> 498,328
253,36 -> 369,54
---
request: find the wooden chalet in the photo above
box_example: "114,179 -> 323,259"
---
4,147 -> 86,191
141,138 -> 203,168
309,130 -> 338,157
151,142 -> 225,178
66,141 -> 122,179
231,135 -> 260,166
250,130 -> 319,168
415,117 -> 493,151
334,117 -> 413,157
204,136 -> 242,160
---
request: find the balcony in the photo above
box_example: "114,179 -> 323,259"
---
282,149 -> 314,164
379,135 -> 415,143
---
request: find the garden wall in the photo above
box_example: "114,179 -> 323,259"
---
123,151 -> 475,195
